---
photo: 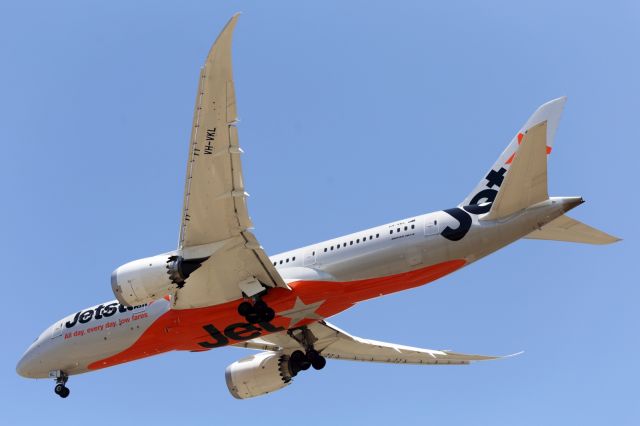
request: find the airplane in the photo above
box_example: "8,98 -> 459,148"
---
16,14 -> 620,400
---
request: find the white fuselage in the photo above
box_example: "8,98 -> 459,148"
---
16,197 -> 580,379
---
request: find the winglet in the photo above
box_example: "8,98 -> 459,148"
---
204,13 -> 241,65
500,350 -> 525,359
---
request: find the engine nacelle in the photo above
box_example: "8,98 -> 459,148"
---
225,352 -> 293,399
111,253 -> 208,306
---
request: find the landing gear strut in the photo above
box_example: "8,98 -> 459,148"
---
237,298 -> 275,324
286,327 -> 327,377
51,371 -> 70,398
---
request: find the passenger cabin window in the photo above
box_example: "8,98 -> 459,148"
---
324,248 -> 327,252
292,256 -> 296,261
376,233 -> 379,238
390,230 -> 393,234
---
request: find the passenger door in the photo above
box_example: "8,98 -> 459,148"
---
303,249 -> 317,266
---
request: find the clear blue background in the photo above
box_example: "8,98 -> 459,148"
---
1,1 -> 637,424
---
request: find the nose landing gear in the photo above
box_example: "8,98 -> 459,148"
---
50,371 -> 70,398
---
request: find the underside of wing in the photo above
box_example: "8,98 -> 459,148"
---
172,15 -> 286,309
179,14 -> 246,247
235,321 -> 512,365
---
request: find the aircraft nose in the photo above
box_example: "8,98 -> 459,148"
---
16,341 -> 42,378
17,354 -> 30,378
16,354 -> 29,377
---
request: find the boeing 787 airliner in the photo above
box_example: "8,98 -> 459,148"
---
17,14 -> 619,399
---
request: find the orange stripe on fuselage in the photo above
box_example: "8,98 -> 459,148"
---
88,259 -> 466,370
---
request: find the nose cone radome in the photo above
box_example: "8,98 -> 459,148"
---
16,339 -> 45,379
17,348 -> 36,378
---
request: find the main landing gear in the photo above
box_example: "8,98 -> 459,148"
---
51,371 -> 70,398
237,298 -> 275,324
286,327 -> 327,377
289,348 -> 326,376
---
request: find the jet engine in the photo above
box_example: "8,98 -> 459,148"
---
111,253 -> 208,306
225,351 -> 293,399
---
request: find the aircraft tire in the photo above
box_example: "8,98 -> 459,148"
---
237,301 -> 253,316
60,387 -> 70,398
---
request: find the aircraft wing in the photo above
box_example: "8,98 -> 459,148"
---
172,14 -> 286,309
234,321 -> 510,365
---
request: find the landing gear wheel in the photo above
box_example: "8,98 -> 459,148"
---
54,383 -> 70,398
263,307 -> 275,322
52,371 -> 70,398
307,350 -> 327,370
238,298 -> 276,324
289,350 -> 311,376
237,301 -> 253,317
298,359 -> 311,371
253,300 -> 268,314
60,387 -> 70,398
246,311 -> 260,324
290,350 -> 306,365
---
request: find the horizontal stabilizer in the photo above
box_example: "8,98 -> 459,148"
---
525,214 -> 620,244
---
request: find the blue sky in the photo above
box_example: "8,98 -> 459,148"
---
1,1 -> 638,424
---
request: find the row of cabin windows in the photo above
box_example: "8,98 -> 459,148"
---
322,233 -> 380,253
273,256 -> 296,266
271,224 -> 414,266
389,224 -> 415,234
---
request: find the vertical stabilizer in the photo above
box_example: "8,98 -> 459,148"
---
460,97 -> 566,211
482,121 -> 549,220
